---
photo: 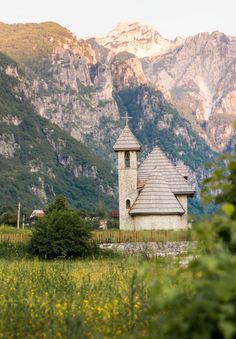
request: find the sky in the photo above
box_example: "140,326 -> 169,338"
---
0,0 -> 235,39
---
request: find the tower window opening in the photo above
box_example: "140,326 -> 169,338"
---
126,199 -> 131,209
125,151 -> 130,168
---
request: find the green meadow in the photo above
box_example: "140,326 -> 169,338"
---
0,242 -> 171,338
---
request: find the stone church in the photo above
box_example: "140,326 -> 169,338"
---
113,121 -> 195,230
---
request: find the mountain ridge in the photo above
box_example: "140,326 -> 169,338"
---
91,22 -> 236,151
0,20 -> 234,214
95,22 -> 184,59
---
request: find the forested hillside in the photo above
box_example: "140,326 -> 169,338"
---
0,52 -> 116,211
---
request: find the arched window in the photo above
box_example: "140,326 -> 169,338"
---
126,199 -> 131,209
125,151 -> 130,168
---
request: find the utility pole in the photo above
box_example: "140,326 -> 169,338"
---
17,202 -> 21,229
22,214 -> 25,229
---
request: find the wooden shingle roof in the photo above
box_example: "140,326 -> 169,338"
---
138,146 -> 195,195
113,126 -> 141,151
176,163 -> 189,178
130,170 -> 185,215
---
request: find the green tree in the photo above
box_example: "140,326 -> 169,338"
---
29,197 -> 97,259
45,196 -> 69,214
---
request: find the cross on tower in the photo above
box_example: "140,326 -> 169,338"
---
121,112 -> 132,126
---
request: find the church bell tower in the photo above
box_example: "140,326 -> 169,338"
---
113,115 -> 141,230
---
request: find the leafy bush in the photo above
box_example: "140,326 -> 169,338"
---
29,209 -> 97,259
146,152 -> 236,339
202,153 -> 236,214
200,153 -> 236,251
148,247 -> 236,339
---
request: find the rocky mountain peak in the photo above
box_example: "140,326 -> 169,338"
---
142,29 -> 236,150
184,30 -> 232,47
106,21 -> 160,39
94,22 -> 184,58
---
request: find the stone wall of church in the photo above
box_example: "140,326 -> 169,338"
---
175,195 -> 188,228
118,151 -> 138,230
133,214 -> 188,230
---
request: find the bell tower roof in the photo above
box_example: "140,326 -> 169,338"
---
113,125 -> 141,151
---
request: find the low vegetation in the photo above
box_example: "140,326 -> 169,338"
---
0,251 -> 151,338
0,225 -> 31,234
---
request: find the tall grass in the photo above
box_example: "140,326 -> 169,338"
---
0,254 -> 152,338
0,237 -> 192,338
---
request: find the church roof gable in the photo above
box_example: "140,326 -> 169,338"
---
113,126 -> 141,151
138,146 -> 195,195
130,170 -> 185,215
176,163 -> 189,178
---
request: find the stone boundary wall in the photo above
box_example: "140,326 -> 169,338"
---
99,241 -> 197,257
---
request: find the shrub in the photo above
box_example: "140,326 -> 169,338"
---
202,153 -> 236,214
146,152 -> 236,338
29,210 -> 97,259
200,153 -> 236,252
148,248 -> 236,339
147,205 -> 236,339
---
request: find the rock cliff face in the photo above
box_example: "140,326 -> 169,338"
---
0,132 -> 20,158
95,24 -> 236,151
32,44 -> 120,142
0,22 -> 120,146
111,52 -> 148,90
141,31 -> 236,150
0,52 -> 117,210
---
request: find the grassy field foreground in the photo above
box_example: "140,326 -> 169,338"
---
0,242 -> 175,338
0,227 -> 191,338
